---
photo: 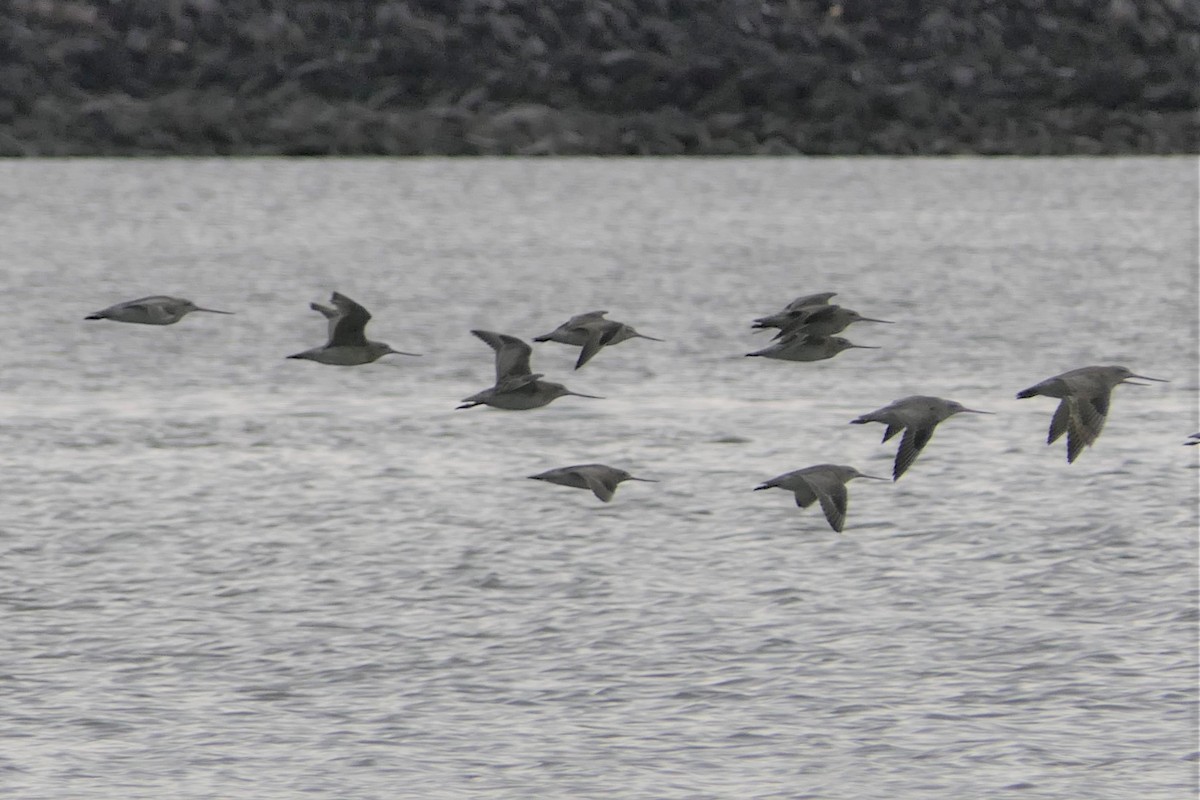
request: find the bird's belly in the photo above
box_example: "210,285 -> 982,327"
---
313,347 -> 375,366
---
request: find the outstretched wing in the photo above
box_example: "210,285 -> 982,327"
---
1061,389 -> 1112,463
472,330 -> 533,382
574,324 -> 621,369
328,293 -> 371,347
1048,399 -> 1070,444
799,472 -> 849,533
894,424 -> 934,480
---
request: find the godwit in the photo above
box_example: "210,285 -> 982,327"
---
458,330 -> 602,410
851,395 -> 992,480
85,295 -> 232,325
1016,365 -> 1167,462
528,464 -> 657,502
754,464 -> 887,533
287,292 -> 420,365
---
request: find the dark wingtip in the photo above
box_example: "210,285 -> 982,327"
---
1016,389 -> 1035,399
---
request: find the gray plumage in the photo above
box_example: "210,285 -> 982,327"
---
1016,365 -> 1167,463
851,395 -> 992,480
287,292 -> 420,366
533,310 -> 663,369
751,292 -> 837,330
85,295 -> 233,325
754,464 -> 887,533
458,330 -> 602,410
528,464 -> 658,502
773,304 -> 893,340
746,333 -> 878,362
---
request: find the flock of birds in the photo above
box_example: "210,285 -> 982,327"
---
85,290 -> 1185,533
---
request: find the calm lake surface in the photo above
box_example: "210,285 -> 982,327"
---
1,158 -> 1196,799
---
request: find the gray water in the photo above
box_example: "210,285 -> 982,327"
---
1,158 -> 1196,799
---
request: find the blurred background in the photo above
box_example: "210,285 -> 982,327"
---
2,0 -> 1197,156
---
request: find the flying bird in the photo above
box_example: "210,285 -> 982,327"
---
458,330 -> 602,410
746,333 -> 878,362
528,464 -> 657,502
1016,365 -> 1167,462
754,464 -> 887,533
851,395 -> 992,480
772,304 -> 893,340
751,292 -> 837,331
85,295 -> 233,325
287,292 -> 420,365
533,310 -> 663,369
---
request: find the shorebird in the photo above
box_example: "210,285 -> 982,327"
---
851,395 -> 992,480
746,333 -> 878,362
751,292 -> 837,330
458,330 -> 602,410
528,464 -> 657,502
773,304 -> 893,340
1016,365 -> 1167,463
533,310 -> 664,369
85,295 -> 232,325
754,464 -> 887,533
287,292 -> 420,365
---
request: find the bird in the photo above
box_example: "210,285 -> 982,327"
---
458,330 -> 602,410
746,333 -> 878,362
532,310 -> 663,369
85,295 -> 233,325
851,395 -> 992,480
754,464 -> 887,533
772,304 -> 893,340
1186,433 -> 1200,446
1016,365 -> 1167,463
287,292 -> 420,365
751,292 -> 837,330
528,464 -> 657,502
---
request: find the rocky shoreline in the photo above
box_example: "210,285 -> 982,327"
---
2,0 -> 1197,156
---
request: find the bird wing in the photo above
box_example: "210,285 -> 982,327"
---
496,373 -> 543,394
790,480 -> 819,509
1065,388 -> 1108,462
472,330 -> 533,382
328,293 -> 371,347
784,292 -> 836,311
798,472 -> 848,533
571,467 -> 616,502
310,302 -> 342,341
894,424 -> 934,480
772,314 -> 812,340
565,310 -> 609,328
1078,387 -> 1112,438
574,325 -> 618,369
1048,399 -> 1071,444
